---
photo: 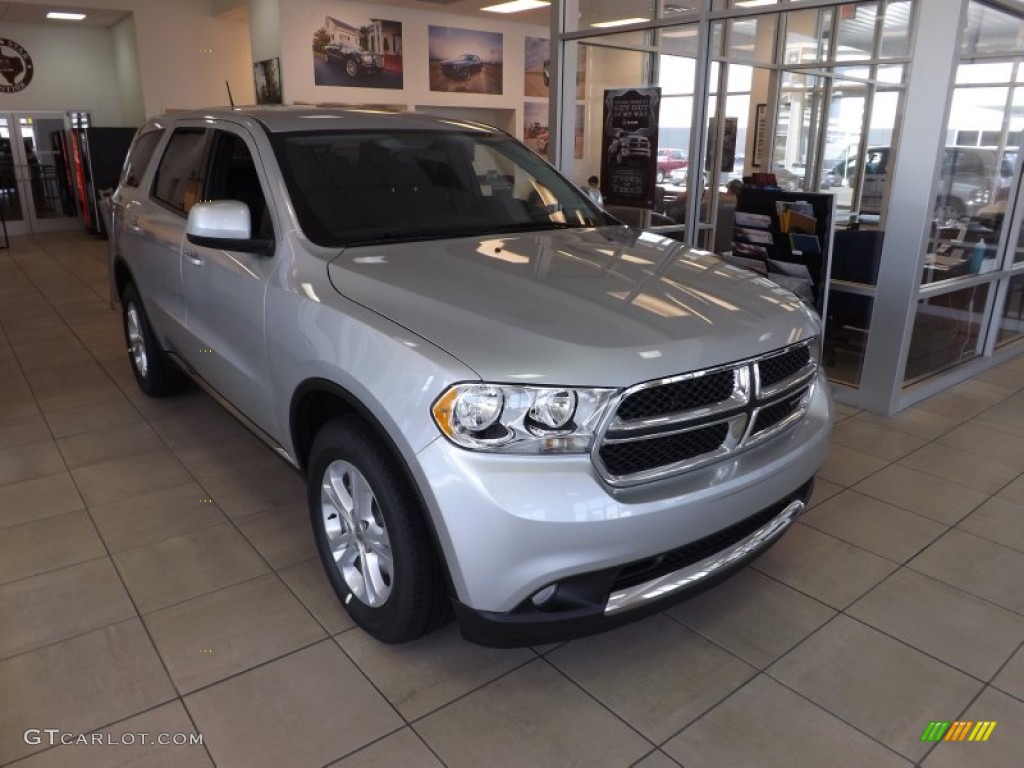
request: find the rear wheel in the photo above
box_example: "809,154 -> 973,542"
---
120,282 -> 186,397
308,416 -> 449,643
345,59 -> 359,78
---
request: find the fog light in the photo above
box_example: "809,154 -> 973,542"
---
531,584 -> 557,607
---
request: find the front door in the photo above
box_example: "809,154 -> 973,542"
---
0,111 -> 81,235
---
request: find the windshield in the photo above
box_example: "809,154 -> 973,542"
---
273,129 -> 613,247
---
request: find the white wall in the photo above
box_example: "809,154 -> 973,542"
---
249,0 -> 282,63
0,21 -> 125,125
279,0 -> 546,135
7,0 -> 255,118
111,16 -> 145,126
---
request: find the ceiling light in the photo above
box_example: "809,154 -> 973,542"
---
592,17 -> 650,28
735,0 -> 777,7
481,0 -> 550,13
47,11 -> 87,20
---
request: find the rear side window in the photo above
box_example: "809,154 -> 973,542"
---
152,128 -> 208,214
121,129 -> 164,188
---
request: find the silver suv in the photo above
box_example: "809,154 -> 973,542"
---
110,108 -> 831,646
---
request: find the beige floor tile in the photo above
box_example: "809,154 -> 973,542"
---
145,574 -> 325,693
832,402 -> 862,420
816,444 -> 888,487
0,620 -> 175,764
148,401 -> 249,449
277,558 -> 354,635
632,751 -> 682,768
235,502 -> 317,569
185,640 -> 402,768
669,568 -> 835,668
90,482 -> 228,553
337,623 -> 534,721
957,496 -> 1024,553
328,729 -> 442,768
57,422 -> 166,469
769,616 -> 982,761
665,675 -> 911,768
0,413 -> 51,451
0,558 -> 135,660
0,394 -> 40,420
548,614 -> 755,743
829,419 -> 930,461
0,472 -> 82,529
921,687 -> 1024,768
851,411 -> 962,442
0,439 -> 65,487
752,523 -> 897,609
997,473 -> 1024,505
0,509 -> 106,585
898,443 -> 1021,494
938,422 -> 1024,469
992,646 -> 1024,700
849,569 -> 1024,680
415,660 -> 652,768
201,463 -> 305,519
853,464 -> 988,525
973,403 -> 1024,438
174,433 -> 282,480
909,530 -> 1024,613
800,490 -> 947,563
807,477 -> 843,509
71,449 -> 192,507
114,523 -> 269,613
915,390 -> 998,421
12,701 -> 212,768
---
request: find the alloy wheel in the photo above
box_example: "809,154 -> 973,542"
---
125,303 -> 148,378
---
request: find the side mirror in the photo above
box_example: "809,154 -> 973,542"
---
186,200 -> 273,255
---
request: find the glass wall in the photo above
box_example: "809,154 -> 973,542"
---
903,0 -> 1024,387
556,0 -> 1024,413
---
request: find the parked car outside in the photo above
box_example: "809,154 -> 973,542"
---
821,145 -> 1017,217
110,108 -> 831,647
440,54 -> 483,80
324,43 -> 383,79
656,148 -> 688,182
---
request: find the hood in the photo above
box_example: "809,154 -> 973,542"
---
326,227 -> 819,387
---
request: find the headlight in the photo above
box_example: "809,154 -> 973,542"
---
432,383 -> 615,453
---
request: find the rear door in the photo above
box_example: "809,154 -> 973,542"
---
180,125 -> 278,432
127,123 -> 209,352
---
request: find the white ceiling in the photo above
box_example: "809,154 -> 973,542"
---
0,2 -> 129,27
337,0 -> 550,27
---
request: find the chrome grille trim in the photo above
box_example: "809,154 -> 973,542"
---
593,339 -> 817,487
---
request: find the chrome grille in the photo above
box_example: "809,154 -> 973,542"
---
593,340 -> 817,486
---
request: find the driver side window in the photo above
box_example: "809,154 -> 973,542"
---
204,130 -> 274,240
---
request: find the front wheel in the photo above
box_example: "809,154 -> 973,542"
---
345,59 -> 359,78
120,282 -> 186,397
308,417 -> 450,643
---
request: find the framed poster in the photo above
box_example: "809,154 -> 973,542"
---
312,15 -> 403,89
600,87 -> 661,208
429,26 -> 503,94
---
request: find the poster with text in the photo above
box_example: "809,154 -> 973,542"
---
524,37 -> 549,97
600,87 -> 661,208
312,14 -> 403,89
429,26 -> 503,94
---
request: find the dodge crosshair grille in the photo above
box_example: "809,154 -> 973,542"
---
594,340 -> 817,486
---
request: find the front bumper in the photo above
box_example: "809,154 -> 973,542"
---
453,482 -> 811,646
411,371 -> 831,646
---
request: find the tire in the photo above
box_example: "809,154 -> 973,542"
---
120,282 -> 186,397
308,416 -> 450,643
345,59 -> 359,78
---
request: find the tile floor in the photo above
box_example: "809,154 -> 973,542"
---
1,231 -> 1023,767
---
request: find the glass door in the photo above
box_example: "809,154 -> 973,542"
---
0,111 -> 80,235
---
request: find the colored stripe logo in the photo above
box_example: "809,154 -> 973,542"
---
921,721 -> 996,742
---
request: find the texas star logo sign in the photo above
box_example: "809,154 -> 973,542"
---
0,38 -> 34,93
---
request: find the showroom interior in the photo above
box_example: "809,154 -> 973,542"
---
2,0 -> 1024,766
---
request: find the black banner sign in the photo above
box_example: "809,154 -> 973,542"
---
600,87 -> 660,208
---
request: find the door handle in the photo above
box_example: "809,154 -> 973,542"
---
183,249 -> 203,265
